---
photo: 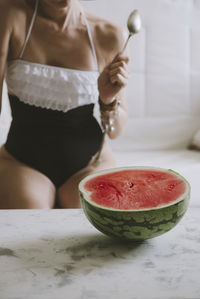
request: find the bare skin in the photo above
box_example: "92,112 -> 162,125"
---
0,0 -> 129,209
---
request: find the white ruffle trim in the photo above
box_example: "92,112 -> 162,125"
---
6,59 -> 99,112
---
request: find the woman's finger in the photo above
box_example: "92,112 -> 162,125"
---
109,65 -> 129,79
109,60 -> 129,72
112,53 -> 130,64
110,73 -> 129,87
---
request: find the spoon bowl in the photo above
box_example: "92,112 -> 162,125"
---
127,9 -> 142,35
121,9 -> 142,54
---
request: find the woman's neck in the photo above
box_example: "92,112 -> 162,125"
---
38,0 -> 82,30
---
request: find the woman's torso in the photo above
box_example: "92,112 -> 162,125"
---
3,0 -> 106,186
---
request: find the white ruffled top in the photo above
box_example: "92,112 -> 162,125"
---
6,59 -> 99,112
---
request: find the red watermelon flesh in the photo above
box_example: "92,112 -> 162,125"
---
84,169 -> 186,210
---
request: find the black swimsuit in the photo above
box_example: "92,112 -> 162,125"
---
5,0 -> 103,188
5,95 -> 102,188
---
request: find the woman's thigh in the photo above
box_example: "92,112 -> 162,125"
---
57,142 -> 116,209
0,146 -> 56,209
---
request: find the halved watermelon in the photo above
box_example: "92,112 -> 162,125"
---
79,167 -> 190,240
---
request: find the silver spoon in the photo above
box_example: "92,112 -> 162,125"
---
121,9 -> 142,54
92,10 -> 142,166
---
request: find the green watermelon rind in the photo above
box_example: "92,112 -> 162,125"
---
80,192 -> 189,240
79,166 -> 190,241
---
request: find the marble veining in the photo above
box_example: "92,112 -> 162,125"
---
0,248 -> 17,258
0,208 -> 199,299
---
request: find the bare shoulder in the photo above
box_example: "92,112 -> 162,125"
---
86,11 -> 128,64
0,0 -> 27,26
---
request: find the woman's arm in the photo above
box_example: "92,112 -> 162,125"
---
97,26 -> 130,139
0,1 -> 13,114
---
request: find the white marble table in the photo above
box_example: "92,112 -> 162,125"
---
0,208 -> 200,299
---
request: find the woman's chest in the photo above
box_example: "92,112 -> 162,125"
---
10,18 -> 98,71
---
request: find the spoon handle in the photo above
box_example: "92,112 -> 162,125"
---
121,33 -> 132,55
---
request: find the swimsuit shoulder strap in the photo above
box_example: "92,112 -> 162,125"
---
81,8 -> 99,72
19,0 -> 39,59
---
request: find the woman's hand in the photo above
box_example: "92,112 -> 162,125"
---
98,53 -> 129,104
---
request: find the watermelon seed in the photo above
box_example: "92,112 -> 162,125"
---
168,184 -> 175,191
129,182 -> 134,188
